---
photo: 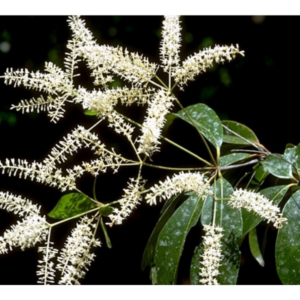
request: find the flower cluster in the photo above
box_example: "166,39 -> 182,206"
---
108,176 -> 146,226
174,44 -> 244,88
138,90 -> 174,156
0,159 -> 76,191
37,244 -> 58,285
78,45 -> 157,87
0,191 -> 40,217
145,172 -> 212,205
160,15 -> 181,72
0,213 -> 49,253
57,216 -> 101,285
199,225 -> 223,285
228,189 -> 287,229
43,125 -> 105,168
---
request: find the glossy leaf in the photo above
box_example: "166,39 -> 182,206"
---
241,185 -> 289,238
155,193 -> 204,284
252,164 -> 269,185
141,194 -> 183,270
84,110 -> 98,116
190,245 -> 203,285
284,144 -> 300,171
276,190 -> 300,284
48,193 -> 97,219
219,153 -> 251,167
201,178 -> 242,285
222,120 -> 259,145
262,154 -> 293,179
173,103 -> 223,149
249,227 -> 265,267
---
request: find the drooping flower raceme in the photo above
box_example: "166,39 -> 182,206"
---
0,192 -> 50,254
228,188 -> 287,229
137,90 -> 174,157
0,191 -> 40,217
174,44 -> 245,89
37,244 -> 58,285
57,216 -> 101,285
160,15 -> 181,72
199,225 -> 223,285
145,172 -> 212,205
108,176 -> 146,226
0,214 -> 49,253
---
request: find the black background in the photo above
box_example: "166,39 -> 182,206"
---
0,16 -> 299,285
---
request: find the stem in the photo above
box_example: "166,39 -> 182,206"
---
160,136 -> 213,166
220,178 -> 223,225
212,176 -> 217,227
174,98 -> 216,165
44,227 -> 52,285
88,118 -> 103,131
81,136 -> 131,163
142,161 -> 213,171
220,159 -> 260,171
245,171 -> 256,189
50,207 -> 100,227
117,111 -> 213,166
149,79 -> 167,90
234,171 -> 253,189
127,136 -> 142,163
101,189 -> 151,207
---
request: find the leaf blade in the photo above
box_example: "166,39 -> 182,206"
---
174,103 -> 223,149
48,193 -> 97,219
262,154 -> 293,179
155,193 -> 204,284
141,194 -> 183,270
276,190 -> 300,284
249,227 -> 265,267
222,120 -> 259,145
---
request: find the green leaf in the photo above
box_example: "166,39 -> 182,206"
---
284,144 -> 300,171
253,164 -> 269,184
276,190 -> 300,284
241,185 -> 289,238
190,245 -> 203,285
219,153 -> 251,167
48,193 -> 97,219
99,206 -> 114,217
262,154 -> 293,179
249,227 -> 265,267
222,120 -> 259,145
173,103 -> 223,149
155,193 -> 205,284
84,110 -> 98,116
201,178 -> 242,285
141,194 -> 183,270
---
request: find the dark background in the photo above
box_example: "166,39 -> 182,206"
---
0,16 -> 299,285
